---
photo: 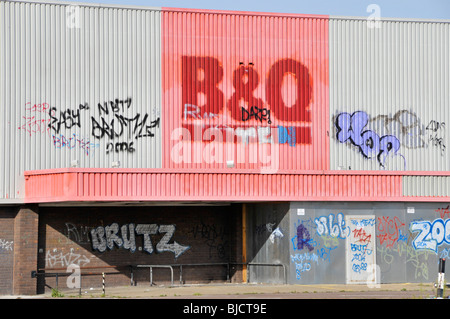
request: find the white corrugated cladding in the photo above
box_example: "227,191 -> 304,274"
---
0,1 -> 162,201
329,17 -> 450,172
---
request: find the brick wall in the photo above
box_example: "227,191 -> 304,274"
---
0,207 -> 16,295
37,204 -> 243,293
13,205 -> 39,295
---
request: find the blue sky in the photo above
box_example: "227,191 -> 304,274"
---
64,0 -> 450,19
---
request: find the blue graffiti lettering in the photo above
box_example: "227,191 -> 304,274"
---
315,213 -> 350,239
410,218 -> 450,253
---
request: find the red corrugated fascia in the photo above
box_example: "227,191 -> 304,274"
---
22,168 -> 439,203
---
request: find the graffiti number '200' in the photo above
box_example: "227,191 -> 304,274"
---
410,218 -> 450,253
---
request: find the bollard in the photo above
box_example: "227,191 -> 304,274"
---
102,272 -> 105,295
437,258 -> 446,298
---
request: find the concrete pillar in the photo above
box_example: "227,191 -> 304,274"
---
13,205 -> 39,295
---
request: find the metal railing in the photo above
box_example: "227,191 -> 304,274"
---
132,265 -> 175,286
31,265 -> 130,295
130,262 -> 286,286
33,262 -> 287,291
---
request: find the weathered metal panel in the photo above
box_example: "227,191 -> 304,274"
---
161,8 -> 329,172
0,1 -> 162,201
245,203 -> 290,284
24,169 -> 406,202
403,175 -> 450,197
329,17 -> 450,171
287,201 -> 442,285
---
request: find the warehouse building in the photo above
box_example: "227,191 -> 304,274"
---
0,0 -> 450,295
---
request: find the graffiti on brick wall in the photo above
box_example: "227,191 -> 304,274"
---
64,222 -> 95,244
90,223 -> 190,259
45,248 -> 91,268
188,221 -> 228,258
0,239 -> 13,252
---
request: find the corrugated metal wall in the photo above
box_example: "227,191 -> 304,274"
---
0,1 -> 162,201
2,2 -> 450,202
161,8 -> 330,172
329,17 -> 450,172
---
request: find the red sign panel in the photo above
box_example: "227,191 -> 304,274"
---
162,9 -> 329,171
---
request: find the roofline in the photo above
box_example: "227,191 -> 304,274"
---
5,0 -> 450,23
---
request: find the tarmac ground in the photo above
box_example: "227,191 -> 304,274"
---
2,281 -> 441,299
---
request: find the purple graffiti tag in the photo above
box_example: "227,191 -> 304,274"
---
297,224 -> 314,252
335,111 -> 405,168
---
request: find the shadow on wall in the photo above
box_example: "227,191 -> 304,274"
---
245,203 -> 290,284
36,204 -> 243,294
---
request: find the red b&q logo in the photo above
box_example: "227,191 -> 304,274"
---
181,56 -> 313,145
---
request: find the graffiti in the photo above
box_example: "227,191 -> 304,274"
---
335,111 -> 405,168
52,133 -> 100,156
277,126 -> 296,147
45,248 -> 91,268
295,224 -> 314,252
65,223 -> 94,244
20,98 -> 159,155
241,106 -> 272,124
316,246 -> 336,263
377,216 -> 406,248
90,223 -> 190,258
255,222 -> 276,235
350,243 -> 373,274
337,110 -> 447,167
184,103 -> 218,120
189,221 -> 228,258
410,218 -> 450,253
426,120 -> 446,155
290,252 -> 319,280
352,228 -> 372,244
91,98 -> 160,154
0,239 -> 13,251
315,213 -> 350,239
347,216 -> 376,282
106,141 -> 135,154
436,206 -> 450,219
181,56 -> 313,146
378,242 -> 432,280
97,98 -> 132,115
269,227 -> 284,243
91,113 -> 160,141
179,122 -> 299,146
18,102 -> 52,136
48,103 -> 89,133
368,110 -> 424,149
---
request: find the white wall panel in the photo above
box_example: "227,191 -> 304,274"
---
0,1 -> 162,201
330,17 -> 450,171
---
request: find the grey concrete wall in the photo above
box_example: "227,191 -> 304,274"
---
247,202 -> 448,285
